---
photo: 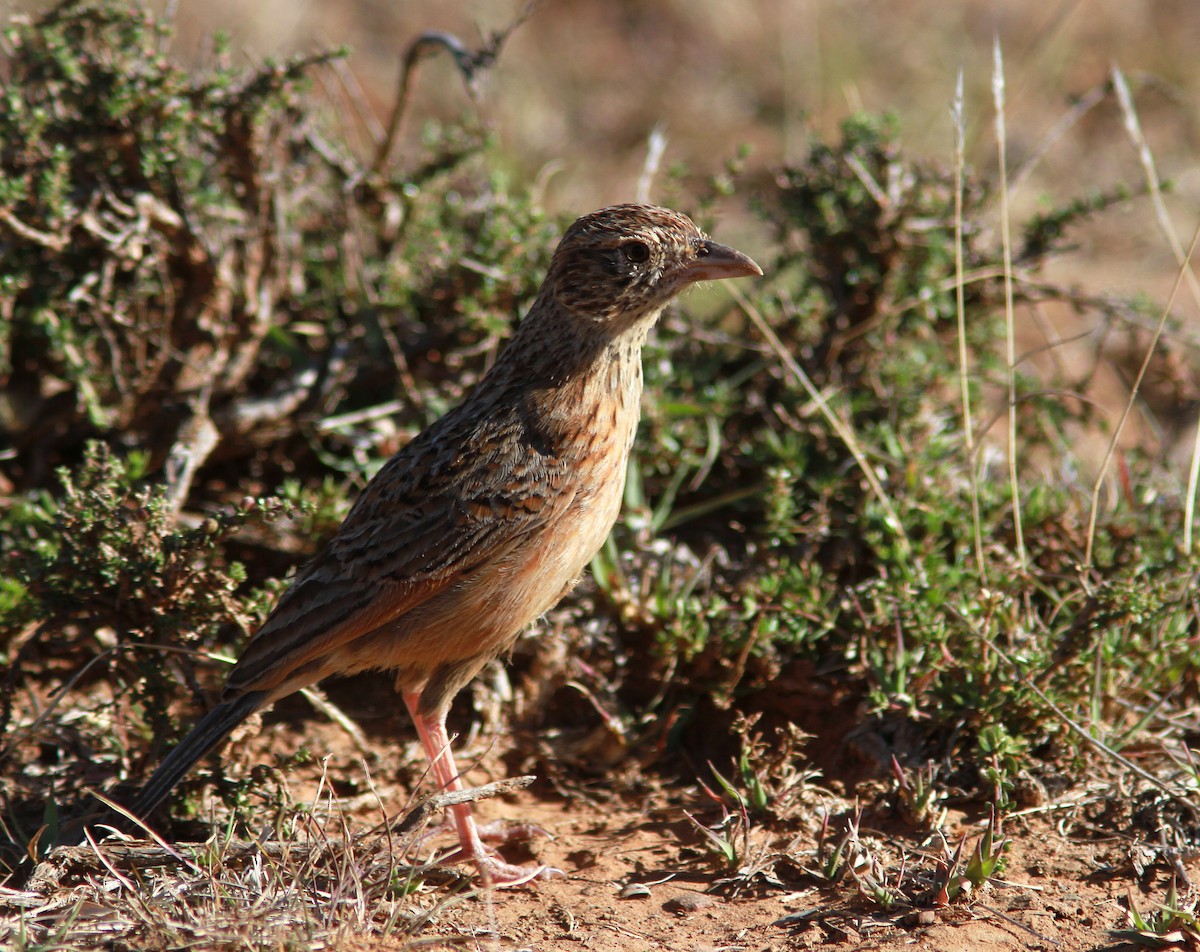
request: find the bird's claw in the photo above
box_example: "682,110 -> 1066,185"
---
474,857 -> 565,887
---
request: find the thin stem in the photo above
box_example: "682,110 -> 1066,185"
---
952,69 -> 986,583
993,38 -> 1025,570
1111,66 -> 1200,553
1083,220 -> 1200,568
729,285 -> 912,557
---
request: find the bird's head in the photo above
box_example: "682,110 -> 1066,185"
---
540,204 -> 762,334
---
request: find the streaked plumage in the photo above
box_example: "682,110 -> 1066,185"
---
131,204 -> 762,885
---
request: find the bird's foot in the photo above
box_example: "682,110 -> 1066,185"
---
472,854 -> 566,887
473,819 -> 554,846
435,837 -> 564,885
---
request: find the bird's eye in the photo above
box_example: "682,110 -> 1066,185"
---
620,241 -> 650,264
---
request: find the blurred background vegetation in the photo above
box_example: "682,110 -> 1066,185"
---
0,0 -> 1198,924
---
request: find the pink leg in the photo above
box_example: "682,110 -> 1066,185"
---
402,692 -> 562,886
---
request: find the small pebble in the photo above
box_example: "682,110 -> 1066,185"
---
904,908 -> 937,926
664,892 -> 716,914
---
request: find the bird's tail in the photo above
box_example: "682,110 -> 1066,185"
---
130,691 -> 267,819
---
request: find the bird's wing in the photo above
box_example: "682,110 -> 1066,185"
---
223,398 -> 574,697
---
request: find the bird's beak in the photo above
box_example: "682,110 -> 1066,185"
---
682,239 -> 763,283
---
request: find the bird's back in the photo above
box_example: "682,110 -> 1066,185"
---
218,331 -> 645,709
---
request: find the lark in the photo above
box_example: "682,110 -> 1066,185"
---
131,204 -> 762,885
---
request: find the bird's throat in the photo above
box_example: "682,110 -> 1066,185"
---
539,329 -> 646,463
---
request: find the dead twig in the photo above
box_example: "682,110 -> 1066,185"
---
372,3 -> 540,176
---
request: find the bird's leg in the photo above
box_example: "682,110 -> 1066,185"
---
402,692 -> 562,886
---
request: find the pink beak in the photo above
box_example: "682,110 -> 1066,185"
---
681,238 -> 763,283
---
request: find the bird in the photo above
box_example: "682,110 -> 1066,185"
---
128,203 -> 762,886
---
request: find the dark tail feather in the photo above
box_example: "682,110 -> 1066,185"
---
130,691 -> 267,819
